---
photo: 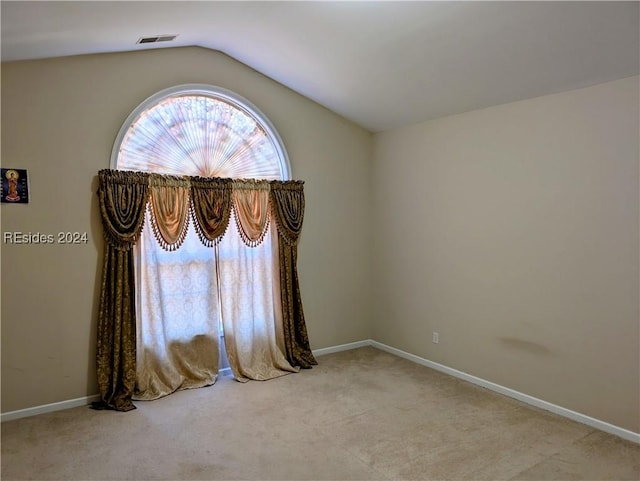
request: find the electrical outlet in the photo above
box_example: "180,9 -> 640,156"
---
432,332 -> 439,344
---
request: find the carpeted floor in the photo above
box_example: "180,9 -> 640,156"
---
2,347 -> 639,480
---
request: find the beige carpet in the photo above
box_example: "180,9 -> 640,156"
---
2,347 -> 639,480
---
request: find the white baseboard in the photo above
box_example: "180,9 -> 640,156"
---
312,339 -> 371,357
2,366 -> 234,422
368,339 -> 640,445
3,339 -> 639,445
2,343 -> 360,422
1,394 -> 101,423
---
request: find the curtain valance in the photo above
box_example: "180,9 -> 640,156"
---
98,169 -> 305,250
270,182 -> 305,246
190,177 -> 232,247
97,170 -> 149,250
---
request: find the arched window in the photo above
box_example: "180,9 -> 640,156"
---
112,84 -> 291,179
111,85 -> 297,400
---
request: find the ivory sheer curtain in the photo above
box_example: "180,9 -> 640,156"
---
220,185 -> 299,382
134,214 -> 220,400
95,170 -> 315,411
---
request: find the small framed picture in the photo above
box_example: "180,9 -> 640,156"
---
1,168 -> 29,204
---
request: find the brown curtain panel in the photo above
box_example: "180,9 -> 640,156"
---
95,169 -> 149,411
270,181 -> 317,368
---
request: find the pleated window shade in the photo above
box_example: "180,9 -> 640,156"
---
113,85 -> 290,180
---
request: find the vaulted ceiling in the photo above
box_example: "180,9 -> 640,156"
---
2,1 -> 638,132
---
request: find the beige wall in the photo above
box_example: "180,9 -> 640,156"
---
1,47 -> 373,412
371,76 -> 640,432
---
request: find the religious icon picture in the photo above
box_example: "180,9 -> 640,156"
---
1,168 -> 29,203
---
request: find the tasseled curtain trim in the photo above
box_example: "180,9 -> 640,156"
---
148,174 -> 191,251
190,177 -> 233,247
98,169 -> 305,251
232,183 -> 271,247
270,183 -> 305,246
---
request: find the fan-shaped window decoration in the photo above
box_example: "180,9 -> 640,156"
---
111,84 -> 290,180
111,85 -> 296,400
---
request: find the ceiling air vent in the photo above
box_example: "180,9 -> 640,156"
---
137,34 -> 178,44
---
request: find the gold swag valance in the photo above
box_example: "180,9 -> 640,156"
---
98,170 -> 305,251
95,169 -> 315,412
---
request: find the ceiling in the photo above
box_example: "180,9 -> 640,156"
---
2,1 -> 638,132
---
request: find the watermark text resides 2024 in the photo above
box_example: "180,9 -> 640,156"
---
3,232 -> 88,245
